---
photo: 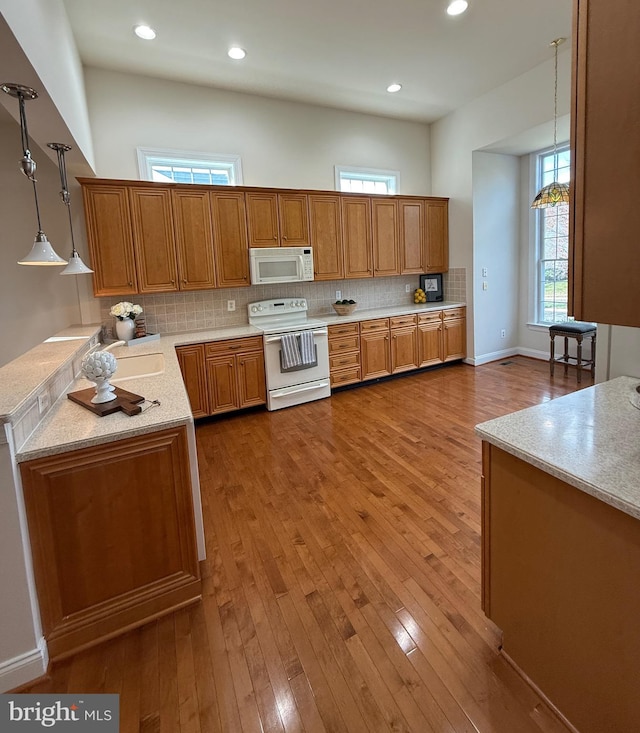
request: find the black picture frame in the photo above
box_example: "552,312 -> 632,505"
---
420,273 -> 443,302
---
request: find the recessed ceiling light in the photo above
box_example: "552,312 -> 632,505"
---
387,83 -> 402,93
134,24 -> 156,40
228,47 -> 247,60
447,0 -> 468,16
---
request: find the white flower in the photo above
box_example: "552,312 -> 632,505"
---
132,304 -> 143,316
110,301 -> 143,320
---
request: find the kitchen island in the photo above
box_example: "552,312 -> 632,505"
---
475,377 -> 640,733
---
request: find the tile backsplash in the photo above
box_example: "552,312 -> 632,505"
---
99,269 -> 467,336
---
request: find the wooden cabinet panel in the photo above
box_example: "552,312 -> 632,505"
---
443,318 -> 466,361
172,189 -> 216,290
175,344 -> 209,419
360,318 -> 389,333
211,192 -> 250,287
570,0 -> 640,327
425,199 -> 449,273
82,184 -> 137,296
20,427 -> 200,660
246,192 -> 279,247
328,322 -> 359,338
361,331 -> 391,380
309,194 -> 344,280
372,199 -> 400,276
129,187 -> 178,293
399,199 -> 425,274
418,321 -> 443,366
329,334 -> 360,355
207,355 -> 238,414
391,326 -> 418,373
278,193 -> 310,246
238,352 -> 267,407
342,197 -> 372,278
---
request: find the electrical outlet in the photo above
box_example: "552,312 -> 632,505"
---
405,284 -> 411,292
501,329 -> 506,338
37,393 -> 49,416
227,300 -> 236,312
482,281 -> 488,291
482,267 -> 488,277
335,290 -> 342,301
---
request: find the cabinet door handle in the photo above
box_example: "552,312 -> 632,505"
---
128,281 -> 133,287
273,235 -> 278,240
171,279 -> 175,284
283,235 -> 288,240
182,278 -> 187,284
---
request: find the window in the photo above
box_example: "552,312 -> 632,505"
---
335,166 -> 399,194
137,148 -> 243,185
535,146 -> 570,324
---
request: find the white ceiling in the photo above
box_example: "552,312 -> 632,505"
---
62,0 -> 573,123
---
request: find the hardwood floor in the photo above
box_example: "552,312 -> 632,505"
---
22,358 -> 586,732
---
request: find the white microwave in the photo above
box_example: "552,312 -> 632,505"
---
249,247 -> 314,284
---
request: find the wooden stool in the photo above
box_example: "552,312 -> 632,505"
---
549,322 -> 597,384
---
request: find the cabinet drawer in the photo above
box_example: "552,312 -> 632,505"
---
418,310 -> 443,324
328,322 -> 359,337
329,335 -> 360,354
205,336 -> 263,357
390,314 -> 417,329
443,307 -> 466,321
330,351 -> 360,370
330,366 -> 361,387
360,318 -> 389,333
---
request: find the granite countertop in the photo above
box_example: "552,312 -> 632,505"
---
475,376 -> 640,521
321,301 -> 465,326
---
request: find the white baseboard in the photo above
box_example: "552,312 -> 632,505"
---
468,347 -> 549,366
0,641 -> 47,692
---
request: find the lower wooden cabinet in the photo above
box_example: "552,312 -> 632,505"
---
328,323 -> 361,387
20,426 -> 201,660
417,307 -> 466,365
360,319 -> 391,380
390,315 -> 418,373
442,307 -> 466,361
176,336 -> 266,417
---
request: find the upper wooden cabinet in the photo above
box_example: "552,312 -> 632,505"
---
246,191 -> 310,247
211,191 -> 250,287
81,184 -> 138,296
424,199 -> 449,273
309,194 -> 344,280
398,198 -> 424,274
372,198 -> 400,276
172,189 -> 216,291
342,196 -> 373,279
570,0 -> 640,327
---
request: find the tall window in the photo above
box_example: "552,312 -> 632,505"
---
536,146 -> 570,323
335,166 -> 399,194
137,148 -> 243,185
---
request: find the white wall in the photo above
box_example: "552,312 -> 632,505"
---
431,50 -> 571,362
471,152 -> 520,364
0,121 -> 82,367
84,67 -> 431,193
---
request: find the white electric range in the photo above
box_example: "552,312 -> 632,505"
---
248,298 -> 330,411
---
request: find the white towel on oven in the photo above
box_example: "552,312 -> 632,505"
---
280,332 -> 302,369
299,330 -> 315,365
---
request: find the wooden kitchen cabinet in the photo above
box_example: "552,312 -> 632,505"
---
398,198 -> 425,274
211,191 -> 250,287
206,355 -> 238,414
129,186 -> 179,293
372,198 -> 400,276
424,199 -> 449,273
328,322 -> 361,387
20,426 -> 201,660
246,191 -> 310,247
204,336 -> 266,415
175,344 -> 209,419
442,307 -> 466,361
342,196 -> 373,279
360,318 -> 391,380
309,194 -> 344,280
81,183 -> 138,296
390,315 -> 418,373
417,307 -> 466,365
570,0 -> 640,327
172,188 -> 216,290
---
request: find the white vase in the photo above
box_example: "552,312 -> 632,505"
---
115,317 -> 135,342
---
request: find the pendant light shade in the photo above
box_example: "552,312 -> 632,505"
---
47,142 -> 94,275
531,39 -> 569,209
1,83 -> 67,265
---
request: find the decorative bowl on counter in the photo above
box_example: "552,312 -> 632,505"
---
333,301 -> 357,316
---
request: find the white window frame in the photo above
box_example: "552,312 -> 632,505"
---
334,165 -> 399,194
530,143 -> 570,326
136,147 -> 243,185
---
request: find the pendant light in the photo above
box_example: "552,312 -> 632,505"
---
531,39 -> 570,208
1,83 -> 67,265
47,142 -> 94,275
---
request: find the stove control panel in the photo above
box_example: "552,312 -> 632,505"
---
248,298 -> 307,317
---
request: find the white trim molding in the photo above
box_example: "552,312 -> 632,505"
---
136,147 -> 243,185
0,644 -> 47,692
334,165 -> 399,194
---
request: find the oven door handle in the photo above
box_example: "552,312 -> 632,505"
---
270,381 -> 330,398
265,328 -> 328,343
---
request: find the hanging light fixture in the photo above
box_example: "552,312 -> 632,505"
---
531,38 -> 570,209
47,142 -> 94,275
1,82 -> 67,265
